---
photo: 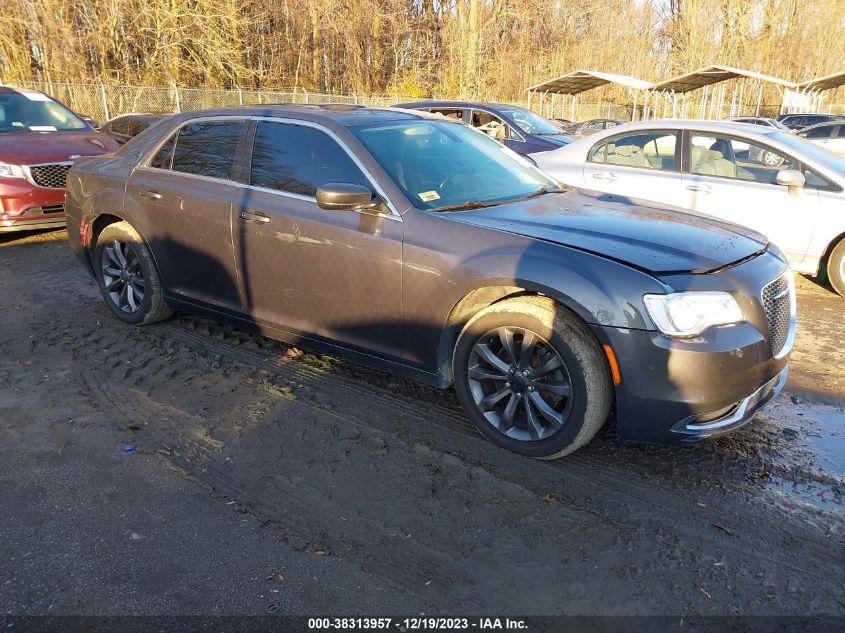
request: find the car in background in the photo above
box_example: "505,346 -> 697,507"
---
66,104 -> 792,458
0,87 -> 119,233
777,112 -> 845,130
535,119 -> 845,295
727,116 -> 792,131
570,118 -> 626,138
99,112 -> 169,145
395,101 -> 572,156
797,121 -> 845,157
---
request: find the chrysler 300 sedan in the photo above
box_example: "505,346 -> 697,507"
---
65,105 -> 794,459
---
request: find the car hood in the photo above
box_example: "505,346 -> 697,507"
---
0,130 -> 118,165
452,190 -> 768,274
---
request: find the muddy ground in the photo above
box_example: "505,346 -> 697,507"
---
0,229 -> 842,617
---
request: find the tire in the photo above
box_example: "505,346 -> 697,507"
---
94,221 -> 173,325
826,238 -> 845,297
452,296 -> 612,459
761,150 -> 784,167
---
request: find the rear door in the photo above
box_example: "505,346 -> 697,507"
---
581,129 -> 689,208
232,119 -> 404,357
681,131 -> 817,265
125,118 -> 247,312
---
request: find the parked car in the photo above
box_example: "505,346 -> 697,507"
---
727,116 -> 792,131
395,101 -> 572,156
99,112 -> 169,145
535,119 -> 845,295
570,118 -> 626,138
0,87 -> 120,233
777,112 -> 845,130
66,105 -> 793,458
797,122 -> 845,157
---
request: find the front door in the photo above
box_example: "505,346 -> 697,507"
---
232,120 -> 404,358
125,119 -> 247,312
682,131 -> 816,266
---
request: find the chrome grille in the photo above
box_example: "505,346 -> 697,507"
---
27,163 -> 71,189
761,275 -> 793,358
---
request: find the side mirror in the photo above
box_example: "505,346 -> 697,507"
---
316,183 -> 379,211
776,169 -> 805,194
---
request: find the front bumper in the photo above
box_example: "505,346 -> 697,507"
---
1,176 -> 66,233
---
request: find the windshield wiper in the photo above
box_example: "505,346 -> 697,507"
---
521,187 -> 566,200
428,200 -> 504,212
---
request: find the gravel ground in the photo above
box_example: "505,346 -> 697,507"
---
0,228 -> 842,618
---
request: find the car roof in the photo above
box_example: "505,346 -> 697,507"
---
575,119 -> 775,135
0,87 -> 49,98
396,101 -> 527,111
162,103 -> 435,127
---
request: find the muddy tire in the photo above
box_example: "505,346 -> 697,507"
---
453,296 -> 612,459
827,238 -> 845,297
94,221 -> 172,325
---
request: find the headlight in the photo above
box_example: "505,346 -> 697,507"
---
0,162 -> 25,179
643,291 -> 743,338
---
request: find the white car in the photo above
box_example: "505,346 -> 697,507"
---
797,122 -> 845,158
534,119 -> 845,295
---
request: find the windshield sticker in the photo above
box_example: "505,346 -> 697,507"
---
21,92 -> 51,102
29,125 -> 58,132
418,190 -> 441,202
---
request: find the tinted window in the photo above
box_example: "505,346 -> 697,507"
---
805,125 -> 834,139
170,120 -> 244,179
804,169 -> 835,190
250,122 -> 369,197
125,118 -> 148,137
471,110 -> 511,140
590,130 -> 677,170
150,133 -> 176,169
836,125 -> 845,139
690,133 -> 797,184
108,118 -> 129,135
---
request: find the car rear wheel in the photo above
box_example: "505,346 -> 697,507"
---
761,150 -> 784,167
94,221 -> 172,325
453,296 -> 612,459
827,238 -> 845,297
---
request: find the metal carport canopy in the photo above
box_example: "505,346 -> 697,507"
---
651,65 -> 797,93
797,70 -> 845,92
526,70 -> 654,95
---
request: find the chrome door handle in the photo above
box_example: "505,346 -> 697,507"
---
686,185 -> 711,193
592,172 -> 617,182
240,211 -> 270,224
138,189 -> 161,199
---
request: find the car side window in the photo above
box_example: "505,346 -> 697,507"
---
803,169 -> 836,191
589,130 -> 677,170
470,110 -> 512,141
429,108 -> 464,121
804,125 -> 834,139
169,120 -> 244,180
249,122 -> 369,197
689,133 -> 797,184
836,125 -> 845,139
150,133 -> 176,170
125,118 -> 147,137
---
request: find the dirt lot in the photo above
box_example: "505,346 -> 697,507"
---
0,229 -> 843,617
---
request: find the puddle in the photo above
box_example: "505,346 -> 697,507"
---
788,405 -> 845,479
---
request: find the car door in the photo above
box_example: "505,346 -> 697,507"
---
581,129 -> 689,208
125,118 -> 247,312
232,119 -> 404,358
681,131 -> 817,265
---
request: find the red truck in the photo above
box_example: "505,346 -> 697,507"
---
0,87 -> 119,233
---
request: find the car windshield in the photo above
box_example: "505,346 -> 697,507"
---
773,131 -> 845,177
351,120 -> 558,211
769,119 -> 790,130
497,108 -> 563,135
0,91 -> 87,133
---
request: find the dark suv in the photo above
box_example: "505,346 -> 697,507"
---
0,87 -> 119,233
777,112 -> 845,130
65,104 -> 793,459
396,101 -> 572,157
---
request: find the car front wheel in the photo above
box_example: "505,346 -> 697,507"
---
453,296 -> 612,459
94,221 -> 172,325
